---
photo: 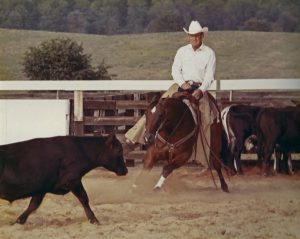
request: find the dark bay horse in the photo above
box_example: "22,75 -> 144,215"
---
143,94 -> 229,192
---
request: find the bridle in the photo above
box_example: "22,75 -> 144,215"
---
154,102 -> 197,162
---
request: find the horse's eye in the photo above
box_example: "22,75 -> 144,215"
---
151,106 -> 156,113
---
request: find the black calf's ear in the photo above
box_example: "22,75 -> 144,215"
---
106,134 -> 116,148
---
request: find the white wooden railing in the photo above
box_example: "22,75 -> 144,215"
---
1,79 -> 300,91
1,79 -> 299,144
1,79 -> 299,128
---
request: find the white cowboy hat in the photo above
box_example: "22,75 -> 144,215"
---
183,20 -> 208,34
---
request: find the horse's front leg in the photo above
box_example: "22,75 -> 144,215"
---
143,145 -> 157,170
154,163 -> 177,190
153,148 -> 192,190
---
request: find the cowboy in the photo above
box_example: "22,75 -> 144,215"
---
171,20 -> 219,167
173,20 -> 215,101
125,20 -> 219,168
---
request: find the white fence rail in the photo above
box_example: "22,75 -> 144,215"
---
1,79 -> 300,91
220,79 -> 300,90
1,79 -> 299,145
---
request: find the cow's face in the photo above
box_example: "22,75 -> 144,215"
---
101,135 -> 128,176
244,135 -> 258,152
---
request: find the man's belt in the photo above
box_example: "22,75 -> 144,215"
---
178,81 -> 202,94
190,82 -> 202,87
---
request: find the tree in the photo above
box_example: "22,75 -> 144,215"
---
4,4 -> 28,29
278,11 -> 298,32
66,10 -> 89,33
23,38 -> 113,80
37,0 -> 71,32
89,0 -> 127,34
147,0 -> 183,32
127,0 -> 151,33
1,0 -> 300,33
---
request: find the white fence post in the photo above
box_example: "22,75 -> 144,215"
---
74,90 -> 84,135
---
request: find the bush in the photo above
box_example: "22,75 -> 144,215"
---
23,38 -> 113,80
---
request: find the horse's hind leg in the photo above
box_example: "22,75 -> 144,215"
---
211,121 -> 229,192
211,152 -> 229,192
214,162 -> 229,193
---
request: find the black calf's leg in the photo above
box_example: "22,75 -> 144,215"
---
228,138 -> 237,173
72,182 -> 99,224
16,194 -> 45,224
274,150 -> 281,173
262,145 -> 274,176
234,141 -> 244,175
287,153 -> 294,175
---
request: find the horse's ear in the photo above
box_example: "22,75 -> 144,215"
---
150,94 -> 160,104
148,94 -> 160,109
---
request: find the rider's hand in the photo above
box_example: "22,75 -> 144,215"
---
192,89 -> 203,100
181,83 -> 192,90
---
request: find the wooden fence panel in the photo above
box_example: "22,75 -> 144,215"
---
84,116 -> 139,126
79,99 -> 150,136
1,88 -> 300,165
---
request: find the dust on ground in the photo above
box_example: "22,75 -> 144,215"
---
1,166 -> 300,239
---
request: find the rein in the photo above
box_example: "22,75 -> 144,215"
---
154,103 -> 197,162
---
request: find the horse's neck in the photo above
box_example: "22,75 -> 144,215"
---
164,99 -> 195,132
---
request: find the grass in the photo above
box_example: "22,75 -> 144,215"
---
0,28 -> 300,81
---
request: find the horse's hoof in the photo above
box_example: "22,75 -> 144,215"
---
15,217 -> 26,225
263,171 -> 273,177
153,186 -> 162,191
221,185 -> 229,193
228,170 -> 237,176
89,217 -> 100,225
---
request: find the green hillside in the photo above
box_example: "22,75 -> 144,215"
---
0,28 -> 300,81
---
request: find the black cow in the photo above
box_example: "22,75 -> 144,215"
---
245,135 -> 294,174
256,106 -> 300,175
0,135 -> 128,224
221,105 -> 262,174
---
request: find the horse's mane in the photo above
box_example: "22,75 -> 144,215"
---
172,92 -> 199,105
158,96 -> 197,131
160,97 -> 189,115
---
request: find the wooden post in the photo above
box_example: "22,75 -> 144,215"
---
74,90 -> 84,135
210,78 -> 219,99
133,93 -> 140,118
229,90 -> 233,102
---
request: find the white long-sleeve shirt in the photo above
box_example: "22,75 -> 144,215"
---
171,43 -> 216,93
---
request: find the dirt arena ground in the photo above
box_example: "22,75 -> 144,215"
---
0,165 -> 300,239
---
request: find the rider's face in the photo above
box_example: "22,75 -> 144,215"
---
188,33 -> 204,50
